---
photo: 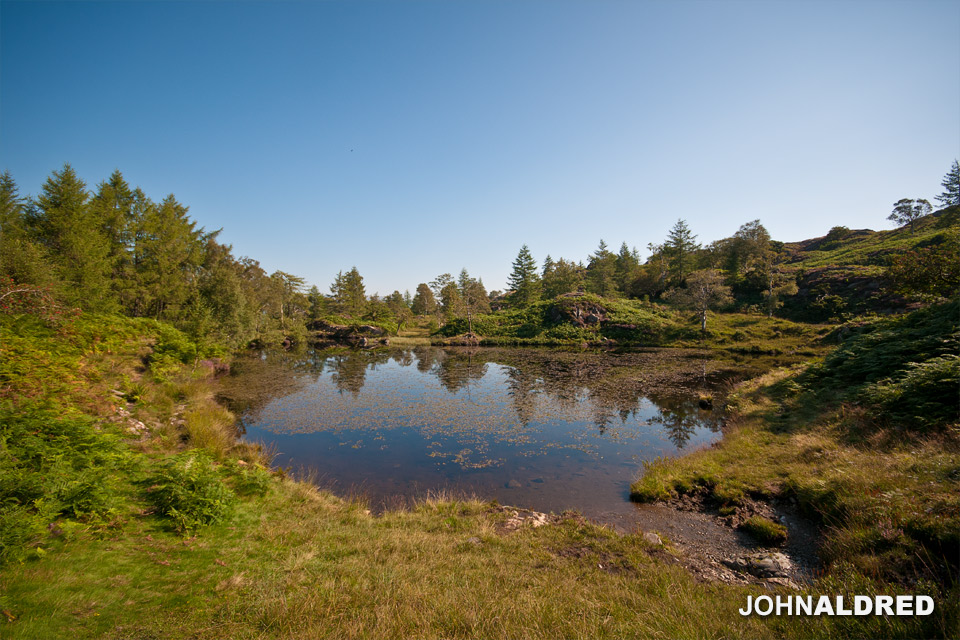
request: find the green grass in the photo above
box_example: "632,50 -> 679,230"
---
740,516 -> 788,546
631,301 -> 960,606
784,212 -> 955,270
3,304 -> 958,638
433,293 -> 830,354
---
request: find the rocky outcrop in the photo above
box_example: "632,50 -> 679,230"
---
548,294 -> 608,327
308,320 -> 390,347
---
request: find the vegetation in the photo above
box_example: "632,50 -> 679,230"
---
2,160 -> 958,637
630,300 -> 959,636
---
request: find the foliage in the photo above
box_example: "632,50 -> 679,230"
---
0,405 -> 130,564
885,231 -> 960,299
936,159 -> 959,207
585,240 -> 618,297
888,198 -> 932,234
807,299 -> 959,429
542,256 -> 584,298
145,452 -> 236,534
411,282 -> 437,316
330,267 -> 366,318
507,244 -> 541,307
665,219 -> 700,286
664,269 -> 732,331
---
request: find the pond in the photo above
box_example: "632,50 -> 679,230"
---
219,346 -> 779,526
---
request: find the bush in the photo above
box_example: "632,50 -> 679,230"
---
146,452 -> 235,534
222,459 -> 273,496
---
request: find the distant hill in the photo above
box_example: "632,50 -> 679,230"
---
778,206 -> 958,321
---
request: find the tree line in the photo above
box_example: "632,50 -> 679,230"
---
2,160 -> 956,343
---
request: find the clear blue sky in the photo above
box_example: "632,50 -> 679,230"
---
2,1 -> 958,295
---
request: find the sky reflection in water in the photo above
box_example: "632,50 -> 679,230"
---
225,347 -> 731,523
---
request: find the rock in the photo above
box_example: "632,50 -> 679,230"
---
764,576 -> 801,590
723,552 -> 793,579
500,507 -> 553,531
530,477 -> 544,483
506,479 -> 522,489
642,532 -> 663,546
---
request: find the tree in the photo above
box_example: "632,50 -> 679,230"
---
542,257 -> 584,298
508,245 -> 541,307
0,171 -> 54,287
385,290 -> 412,333
330,267 -> 366,317
585,240 -> 618,298
665,269 -> 732,332
889,198 -> 932,235
136,194 -> 203,320
307,285 -> 327,321
665,219 -> 700,286
271,270 -> 306,330
936,160 -> 959,208
28,164 -> 116,311
457,269 -> 490,333
614,242 -> 641,296
411,283 -> 437,316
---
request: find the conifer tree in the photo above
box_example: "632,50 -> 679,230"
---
0,171 -> 53,286
508,245 -> 541,307
586,240 -> 618,297
665,219 -> 700,286
542,257 -> 584,298
936,160 -> 959,207
30,164 -> 116,311
136,194 -> 203,320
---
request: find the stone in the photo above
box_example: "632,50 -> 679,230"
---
723,552 -> 793,579
642,532 -> 663,546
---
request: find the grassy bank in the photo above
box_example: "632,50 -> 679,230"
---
433,293 -> 831,355
631,301 -> 960,635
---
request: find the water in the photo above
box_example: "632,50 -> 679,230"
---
220,346 -> 770,525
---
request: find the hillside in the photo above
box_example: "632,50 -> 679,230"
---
778,207 -> 958,320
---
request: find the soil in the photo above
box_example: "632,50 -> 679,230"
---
593,497 -> 820,589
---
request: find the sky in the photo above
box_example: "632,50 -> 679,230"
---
1,0 -> 958,295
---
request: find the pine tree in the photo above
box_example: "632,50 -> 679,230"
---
665,219 -> 700,286
136,194 -> 203,320
614,242 -> 641,296
542,258 -> 584,298
331,267 -> 366,317
586,240 -> 618,297
936,160 -> 959,208
0,171 -> 54,286
91,170 -> 138,309
29,164 -> 116,311
508,245 -> 541,307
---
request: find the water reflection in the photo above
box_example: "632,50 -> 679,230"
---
220,346 -> 784,520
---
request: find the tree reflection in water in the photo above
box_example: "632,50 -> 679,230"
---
225,346 -> 737,446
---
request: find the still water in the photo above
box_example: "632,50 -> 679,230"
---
220,346 -> 766,525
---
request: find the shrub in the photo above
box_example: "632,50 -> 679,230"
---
146,453 -> 235,534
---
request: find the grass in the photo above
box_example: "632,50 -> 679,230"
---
3,304 -> 958,638
630,301 -> 960,634
431,293 -> 831,355
2,486 -> 781,639
740,516 -> 788,546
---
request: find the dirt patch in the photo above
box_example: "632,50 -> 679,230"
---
628,500 -> 820,589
